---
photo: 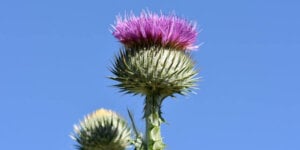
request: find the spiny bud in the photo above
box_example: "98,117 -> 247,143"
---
71,109 -> 132,150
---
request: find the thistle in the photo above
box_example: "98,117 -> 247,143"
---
111,11 -> 199,150
71,109 -> 132,150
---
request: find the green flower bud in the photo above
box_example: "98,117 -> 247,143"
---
71,109 -> 132,150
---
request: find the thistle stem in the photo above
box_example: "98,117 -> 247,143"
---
144,94 -> 166,150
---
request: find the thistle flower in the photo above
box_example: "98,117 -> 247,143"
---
110,10 -> 200,150
71,109 -> 132,150
112,11 -> 198,51
111,11 -> 199,97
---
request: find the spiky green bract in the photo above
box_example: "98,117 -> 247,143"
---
127,110 -> 146,150
111,46 -> 198,97
72,109 -> 132,150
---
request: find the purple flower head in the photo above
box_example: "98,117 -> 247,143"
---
112,11 -> 198,51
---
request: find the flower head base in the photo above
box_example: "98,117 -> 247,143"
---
72,109 -> 131,150
111,47 -> 198,97
112,11 -> 198,51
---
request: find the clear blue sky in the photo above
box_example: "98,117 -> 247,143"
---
1,0 -> 299,150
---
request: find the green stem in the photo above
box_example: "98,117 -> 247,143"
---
144,94 -> 166,150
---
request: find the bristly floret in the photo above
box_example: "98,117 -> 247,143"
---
112,10 -> 198,51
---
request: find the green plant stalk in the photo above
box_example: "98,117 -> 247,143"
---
144,94 -> 166,150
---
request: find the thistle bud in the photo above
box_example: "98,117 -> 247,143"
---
72,109 -> 131,150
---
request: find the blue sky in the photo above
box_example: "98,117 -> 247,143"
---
1,0 -> 300,150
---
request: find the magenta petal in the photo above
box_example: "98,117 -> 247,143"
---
112,11 -> 198,51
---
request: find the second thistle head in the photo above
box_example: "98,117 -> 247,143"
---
71,109 -> 132,150
111,10 -> 199,97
